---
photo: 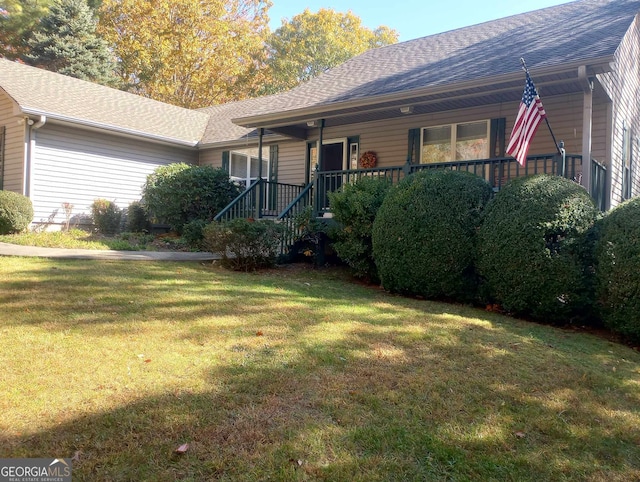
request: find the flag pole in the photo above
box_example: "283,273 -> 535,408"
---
520,58 -> 565,175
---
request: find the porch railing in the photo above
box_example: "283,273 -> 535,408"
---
214,179 -> 307,222
409,153 -> 581,188
314,165 -> 406,216
214,178 -> 260,222
216,152 -> 606,232
277,182 -> 314,255
314,154 -> 583,213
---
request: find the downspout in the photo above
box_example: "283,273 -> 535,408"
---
578,66 -> 593,193
23,115 -> 46,197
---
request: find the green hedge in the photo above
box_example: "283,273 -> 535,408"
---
594,197 -> 640,340
0,191 -> 34,234
126,201 -> 151,233
477,175 -> 598,323
142,163 -> 239,233
328,176 -> 392,281
372,169 -> 493,301
203,218 -> 283,271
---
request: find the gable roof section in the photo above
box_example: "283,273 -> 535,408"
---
0,59 -> 209,147
197,96 -> 283,146
235,0 -> 640,128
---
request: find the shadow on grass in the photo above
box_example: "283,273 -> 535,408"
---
1,259 -> 639,480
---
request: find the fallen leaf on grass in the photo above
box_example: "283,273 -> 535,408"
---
71,451 -> 82,462
514,431 -> 526,439
144,359 -> 152,363
256,331 -> 264,336
289,458 -> 303,469
175,443 -> 189,454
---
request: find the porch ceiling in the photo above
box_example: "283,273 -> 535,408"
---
259,68 -> 607,137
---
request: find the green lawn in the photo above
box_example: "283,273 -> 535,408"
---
0,229 -> 188,251
1,257 -> 639,481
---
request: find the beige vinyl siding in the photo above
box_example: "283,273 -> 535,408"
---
31,123 -> 197,227
274,141 -> 306,185
597,15 -> 640,207
591,98 -> 611,164
0,91 -> 25,193
198,147 -> 224,168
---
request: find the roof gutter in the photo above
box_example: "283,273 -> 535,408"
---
19,107 -> 203,148
233,56 -> 615,128
197,132 -> 289,150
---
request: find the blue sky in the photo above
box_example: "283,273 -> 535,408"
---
268,0 -> 574,41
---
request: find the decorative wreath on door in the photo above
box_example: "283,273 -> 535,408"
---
359,151 -> 377,169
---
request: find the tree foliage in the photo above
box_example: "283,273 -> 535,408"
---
0,0 -> 53,59
23,0 -> 118,85
262,8 -> 398,94
98,0 -> 271,108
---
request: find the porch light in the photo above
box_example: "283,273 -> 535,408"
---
400,106 -> 413,114
306,121 -> 317,127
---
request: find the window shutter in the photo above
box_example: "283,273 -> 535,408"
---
269,145 -> 278,183
490,118 -> 506,158
407,128 -> 420,163
221,151 -> 230,172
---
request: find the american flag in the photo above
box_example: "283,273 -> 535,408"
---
506,72 -> 547,166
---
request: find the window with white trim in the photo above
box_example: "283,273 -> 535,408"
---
421,120 -> 490,163
229,148 -> 269,189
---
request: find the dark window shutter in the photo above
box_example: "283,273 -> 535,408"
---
221,151 -> 230,172
490,118 -> 506,158
269,145 -> 278,183
407,128 -> 420,163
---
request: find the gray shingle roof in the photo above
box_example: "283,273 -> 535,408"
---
2,0 -> 637,145
0,59 -> 209,146
236,0 -> 640,124
197,96 -> 280,145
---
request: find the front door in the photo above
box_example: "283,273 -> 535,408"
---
319,139 -> 346,211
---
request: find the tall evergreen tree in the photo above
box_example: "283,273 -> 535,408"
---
0,0 -> 53,59
23,0 -> 118,85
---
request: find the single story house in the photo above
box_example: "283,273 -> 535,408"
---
0,0 -> 638,230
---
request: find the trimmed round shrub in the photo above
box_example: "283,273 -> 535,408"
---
372,169 -> 493,301
477,175 -> 598,323
0,190 -> 34,234
142,163 -> 240,233
328,176 -> 392,281
594,197 -> 640,340
126,201 -> 151,233
91,198 -> 122,235
203,218 -> 284,271
182,218 -> 208,249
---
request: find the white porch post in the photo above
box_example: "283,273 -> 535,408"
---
579,65 -> 593,192
257,127 -> 264,218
